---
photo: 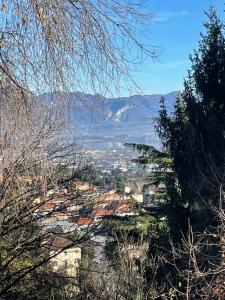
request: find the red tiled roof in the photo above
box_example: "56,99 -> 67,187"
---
51,236 -> 71,251
92,210 -> 113,216
39,203 -> 55,211
76,218 -> 96,225
115,204 -> 130,213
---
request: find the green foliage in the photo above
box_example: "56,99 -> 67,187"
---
79,241 -> 95,272
73,164 -> 102,186
0,239 -> 70,299
131,7 -> 225,236
156,7 -> 225,234
107,213 -> 158,237
74,164 -> 129,193
126,142 -> 171,166
127,7 -> 225,297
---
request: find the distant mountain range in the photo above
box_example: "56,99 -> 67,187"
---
40,91 -> 178,149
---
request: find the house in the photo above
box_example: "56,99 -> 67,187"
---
103,191 -> 123,201
91,209 -> 113,220
50,236 -> 81,292
131,193 -> 143,203
53,212 -> 70,221
114,202 -> 130,213
67,203 -> 84,212
43,221 -> 78,233
74,181 -> 91,191
124,186 -> 131,193
116,211 -> 138,217
73,217 -> 97,228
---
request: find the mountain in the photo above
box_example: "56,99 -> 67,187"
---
41,91 -> 178,126
101,91 -> 177,125
40,91 -> 178,149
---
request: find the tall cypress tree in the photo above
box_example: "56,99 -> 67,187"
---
157,7 -> 225,233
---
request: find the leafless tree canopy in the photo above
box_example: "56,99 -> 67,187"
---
0,1 -> 158,298
0,0 -> 155,96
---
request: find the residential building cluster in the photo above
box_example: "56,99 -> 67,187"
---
35,181 -> 138,231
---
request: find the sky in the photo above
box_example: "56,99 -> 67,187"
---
131,0 -> 225,95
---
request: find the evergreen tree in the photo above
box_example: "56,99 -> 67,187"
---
129,8 -> 225,297
156,7 -> 225,234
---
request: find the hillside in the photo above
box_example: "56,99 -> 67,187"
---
40,91 -> 178,149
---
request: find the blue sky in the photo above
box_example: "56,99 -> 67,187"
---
131,0 -> 225,95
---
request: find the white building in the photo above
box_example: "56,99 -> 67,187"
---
51,236 -> 81,279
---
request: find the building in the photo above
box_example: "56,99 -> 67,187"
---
131,193 -> 143,203
50,236 -> 81,279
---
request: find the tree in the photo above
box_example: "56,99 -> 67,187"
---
157,8 -> 225,297
157,7 -> 225,231
73,164 -> 102,186
129,6 -> 225,299
132,6 -> 225,237
0,0 -> 155,297
0,90 -> 86,298
0,0 -> 156,96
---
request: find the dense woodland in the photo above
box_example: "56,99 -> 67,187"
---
0,1 -> 224,299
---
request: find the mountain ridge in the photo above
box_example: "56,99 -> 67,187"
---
40,90 -> 178,128
39,90 -> 178,149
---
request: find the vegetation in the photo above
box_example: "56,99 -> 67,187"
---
1,0 -> 225,299
0,0 -> 154,298
74,164 -> 127,193
70,6 -> 225,299
128,7 -> 225,299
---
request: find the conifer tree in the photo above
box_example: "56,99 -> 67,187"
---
156,7 -> 225,233
128,7 -> 225,297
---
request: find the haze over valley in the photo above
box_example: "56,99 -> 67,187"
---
42,91 -> 178,149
